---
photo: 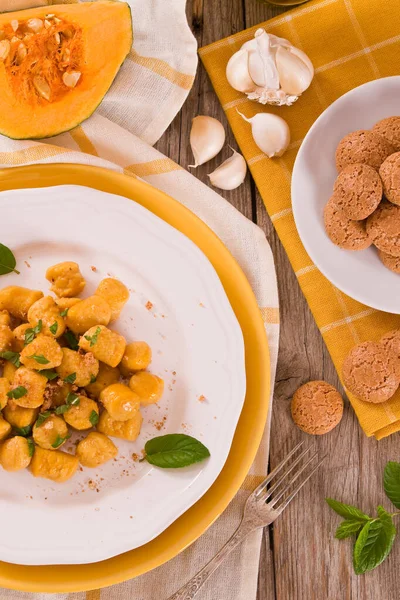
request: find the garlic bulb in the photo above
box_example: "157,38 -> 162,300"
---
226,28 -> 314,106
238,111 -> 290,158
208,149 -> 247,190
189,116 -> 225,168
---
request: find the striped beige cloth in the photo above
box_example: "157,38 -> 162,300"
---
0,1 -> 279,599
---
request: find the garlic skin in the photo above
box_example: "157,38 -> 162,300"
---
226,28 -> 314,106
208,149 -> 247,190
189,116 -> 225,168
238,111 -> 290,158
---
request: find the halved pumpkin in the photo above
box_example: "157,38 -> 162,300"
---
0,1 -> 132,139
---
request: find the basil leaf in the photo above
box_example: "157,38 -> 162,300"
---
66,392 -> 79,406
64,330 -> 79,350
0,243 -> 19,275
326,498 -> 371,522
64,372 -> 76,384
55,404 -> 69,415
36,411 -> 52,427
27,354 -> 50,365
7,385 -> 27,399
89,410 -> 99,426
335,520 -> 366,540
51,434 -> 69,449
353,507 -> 396,575
60,308 -> 69,317
90,374 -> 97,384
25,320 -> 43,345
39,369 -> 58,380
49,321 -> 58,336
384,461 -> 400,509
14,424 -> 32,437
27,438 -> 35,457
0,351 -> 20,367
84,326 -> 101,347
144,434 -> 210,468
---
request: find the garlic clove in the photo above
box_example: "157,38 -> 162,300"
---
288,46 -> 314,78
189,116 -> 225,168
226,49 -> 256,93
208,148 -> 247,190
238,110 -> 290,158
275,46 -> 313,97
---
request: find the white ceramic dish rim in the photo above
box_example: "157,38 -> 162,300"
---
0,184 -> 246,565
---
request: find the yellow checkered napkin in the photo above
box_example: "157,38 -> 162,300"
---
200,0 -> 400,440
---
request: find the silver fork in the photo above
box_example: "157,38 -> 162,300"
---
167,442 -> 325,600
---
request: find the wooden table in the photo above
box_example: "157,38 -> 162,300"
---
156,1 -> 400,598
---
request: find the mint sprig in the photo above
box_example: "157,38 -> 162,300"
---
143,433 -> 210,468
327,460 -> 400,574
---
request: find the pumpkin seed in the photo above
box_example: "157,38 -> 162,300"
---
0,40 -> 10,60
44,20 -> 51,30
16,43 -> 27,65
45,14 -> 55,19
11,20 -> 19,32
33,76 -> 51,101
54,32 -> 61,44
54,17 -> 62,25
27,18 -> 43,33
62,70 -> 81,88
62,48 -> 70,62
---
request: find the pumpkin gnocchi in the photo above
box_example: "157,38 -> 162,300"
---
0,261 -> 165,483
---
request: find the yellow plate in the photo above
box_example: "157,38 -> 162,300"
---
0,164 -> 270,593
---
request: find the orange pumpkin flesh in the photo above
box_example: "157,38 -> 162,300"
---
0,1 -> 132,139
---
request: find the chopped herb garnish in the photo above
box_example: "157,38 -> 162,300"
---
64,372 -> 76,384
36,411 -> 52,427
89,410 -> 99,426
64,330 -> 79,350
90,374 -> 97,384
27,438 -> 35,456
0,350 -> 20,367
51,434 -> 69,449
0,243 -> 19,275
55,404 -> 69,415
24,320 -> 42,345
60,308 -> 69,317
55,392 -> 80,415
39,369 -> 58,380
27,354 -> 50,365
7,386 -> 27,400
14,424 -> 32,437
49,321 -> 58,336
84,326 -> 101,347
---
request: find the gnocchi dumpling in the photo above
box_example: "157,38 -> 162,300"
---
0,325 -> 13,353
2,361 -> 17,384
33,414 -> 69,450
27,296 -> 66,338
0,436 -> 32,471
63,395 -> 99,430
3,399 -> 39,429
0,376 -> 9,410
12,323 -> 32,353
65,296 -> 111,334
56,348 -> 99,387
11,367 -> 47,408
79,325 -> 126,368
95,278 -> 129,321
0,286 -> 43,320
30,446 -> 78,482
84,362 -> 120,399
97,408 -> 143,441
46,262 -> 86,298
129,372 -> 164,406
0,415 -> 11,440
119,341 -> 152,376
76,432 -> 117,467
100,383 -> 140,422
0,310 -> 10,327
20,334 -> 63,370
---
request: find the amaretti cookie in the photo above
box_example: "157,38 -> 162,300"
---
373,116 -> 400,152
379,250 -> 400,274
379,152 -> 400,206
342,341 -> 398,403
366,202 -> 400,257
380,329 -> 400,379
335,130 -> 395,172
333,163 -> 382,219
324,196 -> 371,250
291,381 -> 344,435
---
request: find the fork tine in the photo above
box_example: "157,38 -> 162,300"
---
268,450 -> 319,508
254,441 -> 304,498
272,455 -> 326,513
258,445 -> 313,502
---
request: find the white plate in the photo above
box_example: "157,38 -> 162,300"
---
292,76 -> 400,314
0,184 -> 246,566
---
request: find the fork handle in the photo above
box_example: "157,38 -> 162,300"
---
167,519 -> 256,600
